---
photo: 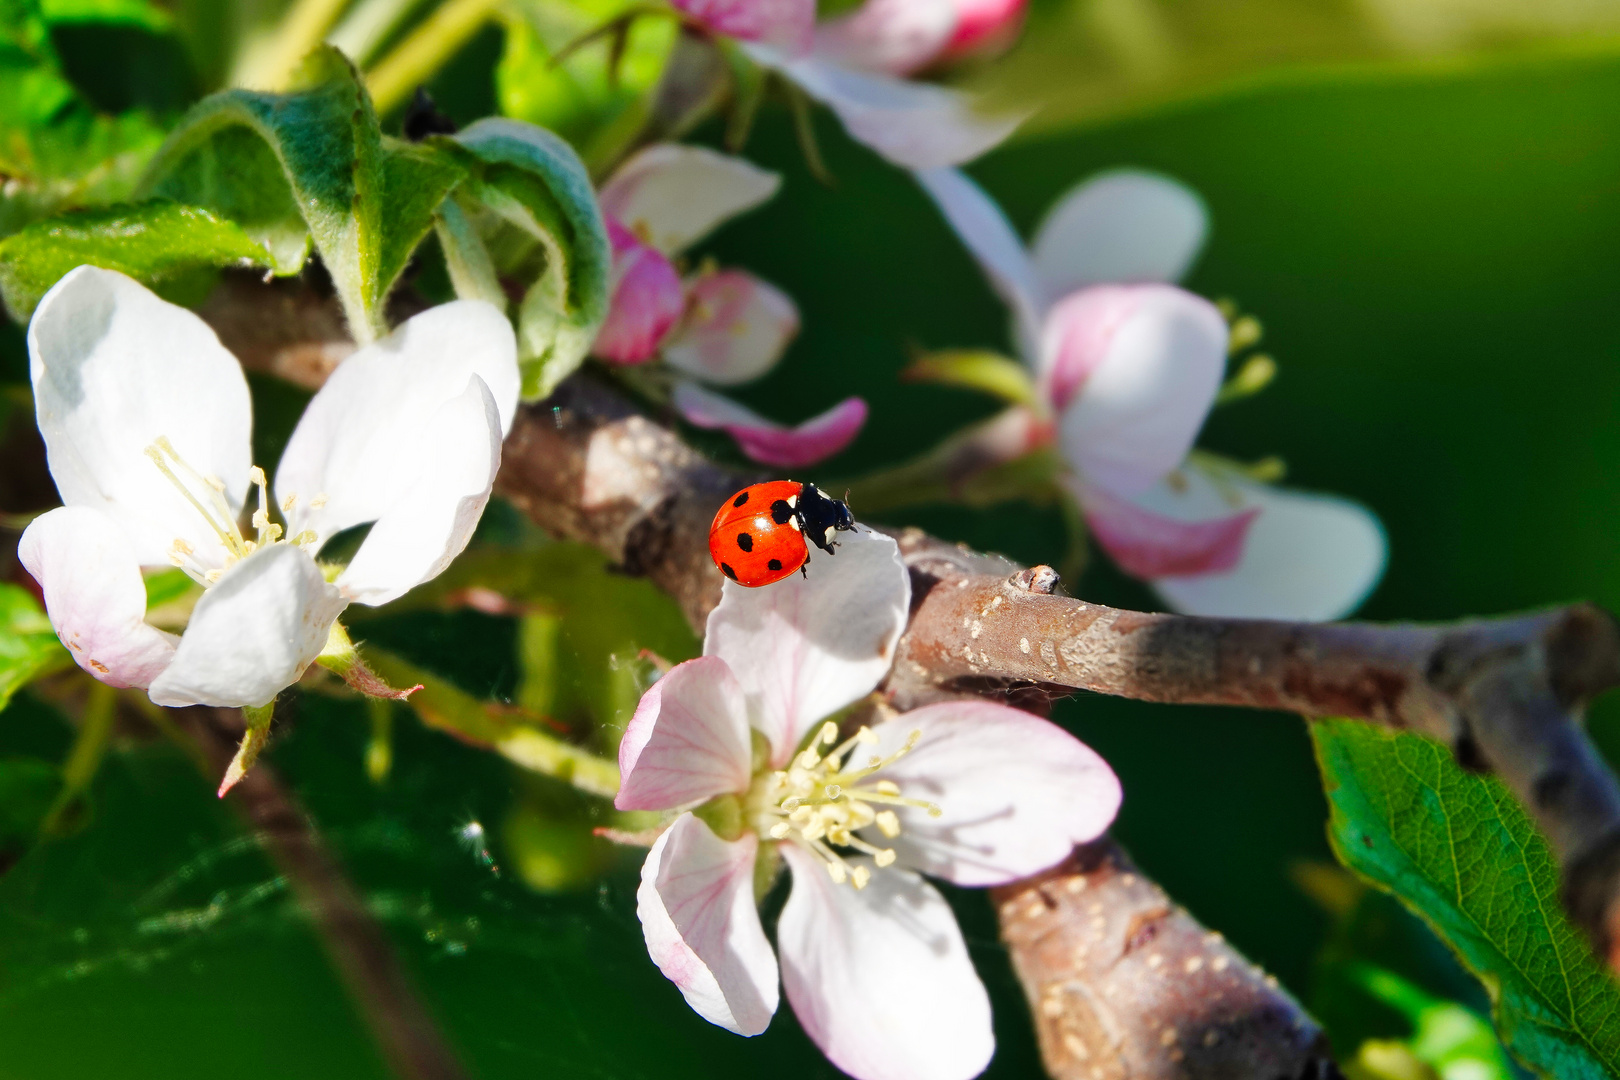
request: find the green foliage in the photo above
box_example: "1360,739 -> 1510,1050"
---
0,200 -> 268,319
1339,964 -> 1515,1080
1312,719 -> 1620,1078
0,0 -> 166,232
0,583 -> 68,714
442,117 -> 611,399
495,3 -> 676,169
137,47 -> 465,341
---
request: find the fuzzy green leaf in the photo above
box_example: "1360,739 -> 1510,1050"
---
445,118 -> 610,400
0,583 -> 69,713
136,47 -> 465,342
0,200 -> 269,319
1311,718 -> 1620,1079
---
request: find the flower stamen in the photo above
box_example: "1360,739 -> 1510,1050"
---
750,724 -> 939,889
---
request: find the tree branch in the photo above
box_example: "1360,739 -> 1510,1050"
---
494,375 -> 1341,1077
170,706 -> 472,1080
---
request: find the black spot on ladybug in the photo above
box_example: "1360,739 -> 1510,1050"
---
721,563 -> 738,581
733,492 -> 749,508
736,532 -> 753,552
771,499 -> 794,524
768,558 -> 783,572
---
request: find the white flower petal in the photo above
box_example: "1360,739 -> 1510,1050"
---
1030,169 -> 1209,303
274,299 -> 518,546
29,265 -> 252,569
637,814 -> 779,1036
1137,468 -> 1388,620
335,376 -> 502,607
705,529 -> 909,764
867,700 -> 1120,886
599,144 -> 782,256
778,845 -> 994,1080
813,0 -> 958,76
617,656 -> 755,811
1072,476 -> 1257,579
913,167 -> 1042,352
751,48 -> 1021,169
146,544 -> 347,708
1048,284 -> 1226,495
16,505 -> 178,688
673,382 -> 867,468
662,270 -> 800,386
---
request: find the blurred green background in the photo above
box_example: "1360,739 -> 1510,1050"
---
6,11 -> 1620,1077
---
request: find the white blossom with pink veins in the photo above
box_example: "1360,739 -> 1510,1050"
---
17,266 -> 519,707
915,167 -> 1387,620
593,143 -> 867,467
616,529 -> 1121,1080
659,0 -> 1021,169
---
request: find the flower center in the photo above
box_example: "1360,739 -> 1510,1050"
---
145,437 -> 320,585
751,720 -> 941,890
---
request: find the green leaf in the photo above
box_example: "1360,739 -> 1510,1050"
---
136,47 -> 465,342
0,583 -> 69,714
1311,718 -> 1620,1079
0,200 -> 270,320
445,117 -> 610,400
37,0 -> 173,31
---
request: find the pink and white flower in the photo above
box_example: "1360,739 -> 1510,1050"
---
661,0 -> 1022,170
594,143 -> 867,467
616,529 -> 1121,1080
17,266 -> 519,707
815,0 -> 1027,77
916,166 -> 1386,620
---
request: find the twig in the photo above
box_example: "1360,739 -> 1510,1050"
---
886,531 -> 1620,970
169,706 -> 472,1080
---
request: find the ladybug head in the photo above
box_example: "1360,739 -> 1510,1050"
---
799,483 -> 857,553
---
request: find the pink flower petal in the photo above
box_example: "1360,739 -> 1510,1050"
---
1129,469 -> 1387,620
1045,283 -> 1226,495
592,219 -> 686,365
1076,478 -> 1258,580
663,270 -> 801,386
617,655 -> 755,812
705,530 -> 910,766
865,699 -> 1120,886
941,0 -> 1026,59
599,145 -> 781,256
778,845 -> 994,1080
17,505 -> 178,689
672,382 -> 867,468
813,0 -> 958,76
637,814 -> 779,1035
672,0 -> 814,54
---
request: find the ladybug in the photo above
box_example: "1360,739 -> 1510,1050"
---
709,481 -> 857,587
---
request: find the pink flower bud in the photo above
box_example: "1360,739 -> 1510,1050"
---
593,219 -> 687,365
670,0 -> 815,54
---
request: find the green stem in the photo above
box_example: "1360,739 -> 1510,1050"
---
233,0 -> 354,89
364,0 -> 505,115
41,681 -> 117,835
364,647 -> 621,799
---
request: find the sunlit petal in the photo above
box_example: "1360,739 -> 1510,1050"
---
600,145 -> 782,255
1030,169 -> 1209,303
672,382 -> 867,467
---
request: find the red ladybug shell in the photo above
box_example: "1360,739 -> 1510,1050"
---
709,481 -> 809,587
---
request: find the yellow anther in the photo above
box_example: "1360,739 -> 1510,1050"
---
281,493 -> 297,512
876,811 -> 900,837
204,569 -> 222,584
769,822 -> 791,839
850,866 -> 871,890
826,861 -> 847,885
874,849 -> 896,868
873,780 -> 900,796
856,727 -> 879,746
819,721 -> 839,745
310,494 -> 328,510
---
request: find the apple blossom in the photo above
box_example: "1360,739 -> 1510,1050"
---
593,143 -> 867,467
18,266 -> 519,716
616,529 -> 1121,1080
915,166 -> 1387,620
657,0 -> 1021,169
815,0 -> 1027,77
